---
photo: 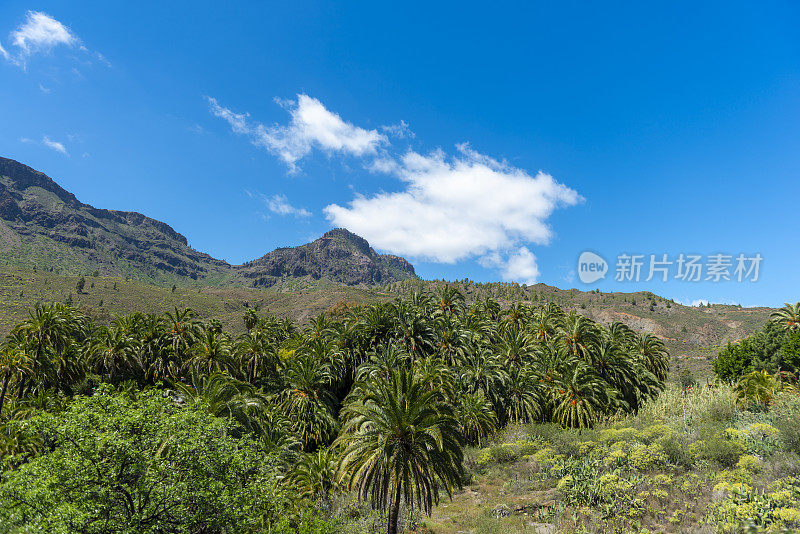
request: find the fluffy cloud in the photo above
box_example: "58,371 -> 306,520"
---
324,145 -> 581,270
11,11 -> 77,55
42,136 -> 68,155
502,248 -> 540,285
1,11 -> 108,71
207,95 -> 386,172
212,94 -> 582,283
1,11 -> 77,67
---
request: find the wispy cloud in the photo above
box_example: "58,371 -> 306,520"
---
245,190 -> 311,218
381,120 -> 415,139
207,95 -> 386,173
20,135 -> 69,155
42,136 -> 68,155
1,11 -> 107,71
11,11 -> 77,56
265,194 -> 311,217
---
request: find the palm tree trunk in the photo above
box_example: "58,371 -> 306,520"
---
387,480 -> 402,534
0,370 -> 11,417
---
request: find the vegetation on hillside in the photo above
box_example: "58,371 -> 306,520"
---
714,303 -> 800,382
0,288 -> 670,532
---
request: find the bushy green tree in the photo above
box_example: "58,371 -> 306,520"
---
0,386 -> 289,533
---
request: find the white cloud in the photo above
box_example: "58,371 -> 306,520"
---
265,194 -> 311,217
679,298 -> 739,307
213,94 -> 582,283
381,120 -> 415,139
501,247 -> 540,285
12,11 -> 76,54
324,145 -> 581,269
42,136 -> 68,155
2,11 -> 106,70
245,190 -> 311,218
207,95 -> 386,172
480,247 -> 541,284
9,11 -> 77,64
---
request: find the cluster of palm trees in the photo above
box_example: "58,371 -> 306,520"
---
0,288 -> 669,534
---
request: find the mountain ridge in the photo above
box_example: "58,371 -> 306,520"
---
0,157 -> 417,287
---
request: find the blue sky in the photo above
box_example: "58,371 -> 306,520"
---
1,1 -> 799,307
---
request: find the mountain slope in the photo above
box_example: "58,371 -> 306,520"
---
237,228 -> 416,287
0,157 -> 417,287
0,157 -> 231,284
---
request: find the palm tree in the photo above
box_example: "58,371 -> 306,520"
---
456,391 -> 497,445
734,369 -> 777,408
234,329 -> 279,386
281,353 -> 338,450
632,333 -> 670,381
432,317 -> 470,366
500,303 -> 530,333
337,368 -> 463,534
13,303 -> 85,397
552,364 -> 611,429
771,302 -> 800,332
433,285 -> 465,316
0,333 -> 31,418
86,320 -> 142,383
391,306 -> 435,358
172,368 -> 269,434
503,366 -> 542,424
288,448 -> 340,502
189,328 -> 233,375
163,307 -> 201,374
605,321 -> 635,348
558,312 -> 599,362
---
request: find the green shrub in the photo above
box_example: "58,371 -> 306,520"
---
629,442 -> 668,471
692,430 -> 746,468
0,387 -> 290,533
657,432 -> 694,469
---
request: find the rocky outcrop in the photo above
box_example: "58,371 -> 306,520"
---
237,228 -> 417,286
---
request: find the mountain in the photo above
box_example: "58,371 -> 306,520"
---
0,157 -> 417,287
237,228 -> 416,287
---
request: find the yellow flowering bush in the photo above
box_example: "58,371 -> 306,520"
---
597,472 -> 634,500
577,440 -> 596,455
598,427 -> 637,444
713,480 -> 752,494
532,447 -> 561,467
717,467 -> 753,486
768,490 -> 796,507
774,507 -> 800,525
603,448 -> 628,468
680,473 -> 705,496
652,474 -> 673,487
629,442 -> 668,471
735,454 -> 762,473
556,474 -> 574,491
638,424 -> 672,443
744,422 -> 779,439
